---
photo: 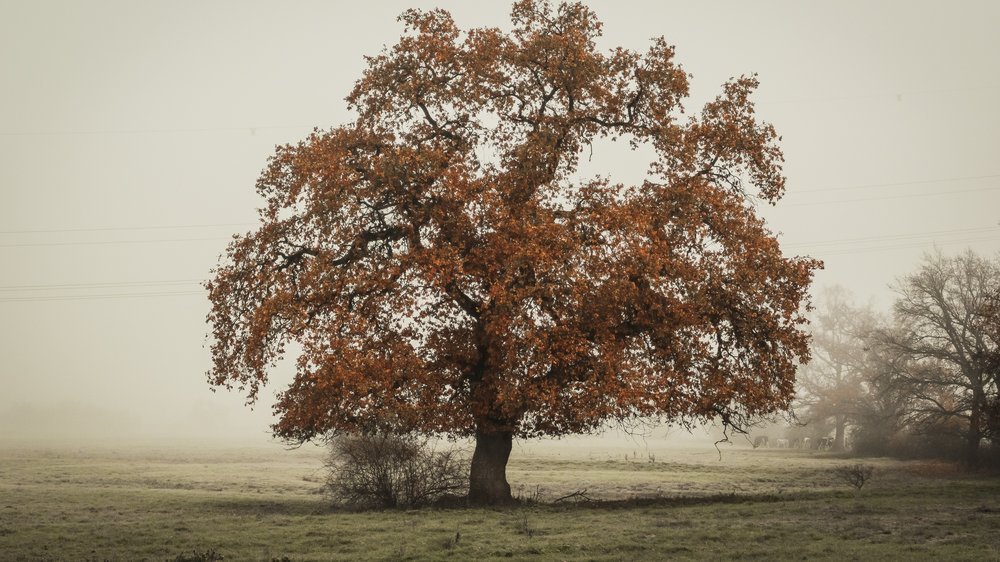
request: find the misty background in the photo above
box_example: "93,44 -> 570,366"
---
1,0 -> 998,446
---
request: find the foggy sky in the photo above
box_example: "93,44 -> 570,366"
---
1,0 -> 998,445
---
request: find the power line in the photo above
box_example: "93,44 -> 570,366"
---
3,234 -> 997,301
0,279 -> 202,292
783,226 -> 1000,249
757,83 -> 1000,106
0,237 -> 228,248
788,173 -> 1000,195
3,226 -> 994,285
1,173 -> 995,238
807,234 -> 1000,257
0,290 -> 203,303
2,84 -> 997,137
0,124 -> 316,137
780,185 -> 1000,207
0,219 -> 994,257
0,223 -> 251,235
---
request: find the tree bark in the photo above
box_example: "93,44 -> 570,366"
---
834,415 -> 847,451
966,390 -> 984,466
468,428 -> 514,505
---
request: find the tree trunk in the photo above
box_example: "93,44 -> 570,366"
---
468,428 -> 514,505
966,424 -> 982,467
833,415 -> 847,451
966,391 -> 984,467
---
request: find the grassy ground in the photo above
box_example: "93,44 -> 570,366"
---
1,441 -> 998,561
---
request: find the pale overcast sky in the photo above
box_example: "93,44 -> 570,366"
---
1,0 -> 998,444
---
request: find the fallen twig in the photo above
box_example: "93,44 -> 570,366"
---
554,489 -> 591,503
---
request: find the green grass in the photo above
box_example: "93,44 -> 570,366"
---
1,443 -> 998,561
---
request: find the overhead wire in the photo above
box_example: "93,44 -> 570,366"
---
0,167 -> 996,302
1,225 -> 996,302
0,279 -> 202,291
781,185 -> 1000,207
0,291 -> 204,303
0,278 -> 206,303
0,124 -> 316,137
0,222 -> 252,235
1,169 -> 995,242
0,237 -> 229,248
1,82 -> 996,137
755,83 -> 1000,107
810,234 -> 1000,257
787,173 -> 1000,194
783,226 -> 1000,249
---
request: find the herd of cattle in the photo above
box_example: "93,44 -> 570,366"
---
752,436 -> 836,450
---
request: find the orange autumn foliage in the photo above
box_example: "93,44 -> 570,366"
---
206,1 -> 820,449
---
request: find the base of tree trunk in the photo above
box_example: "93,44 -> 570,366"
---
468,429 -> 513,505
965,433 -> 982,467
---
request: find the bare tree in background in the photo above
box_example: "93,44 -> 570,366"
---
848,330 -> 915,456
795,287 -> 874,451
981,286 -> 1000,448
876,250 -> 1000,466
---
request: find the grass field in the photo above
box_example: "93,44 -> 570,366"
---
1,440 -> 999,561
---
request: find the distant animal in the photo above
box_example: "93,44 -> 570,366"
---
775,438 -> 790,448
753,436 -> 769,449
801,437 -> 811,449
817,437 -> 834,450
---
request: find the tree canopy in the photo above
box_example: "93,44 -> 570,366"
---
875,250 -> 1000,464
795,287 -> 874,451
206,0 -> 820,503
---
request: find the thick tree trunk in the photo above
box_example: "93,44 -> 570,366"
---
966,425 -> 982,467
833,415 -> 847,452
468,428 -> 514,505
966,391 -> 984,467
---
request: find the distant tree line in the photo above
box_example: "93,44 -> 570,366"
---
794,250 -> 1000,466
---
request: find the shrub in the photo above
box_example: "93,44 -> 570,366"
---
169,549 -> 224,562
833,463 -> 876,490
852,424 -> 968,461
324,432 -> 468,508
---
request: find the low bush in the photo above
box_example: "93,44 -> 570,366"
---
169,549 -> 224,562
324,432 -> 467,508
833,463 -> 876,490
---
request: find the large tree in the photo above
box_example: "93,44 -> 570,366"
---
876,250 -> 1000,465
206,0 -> 819,504
984,287 -> 1000,445
848,335 -> 916,456
795,287 -> 874,451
